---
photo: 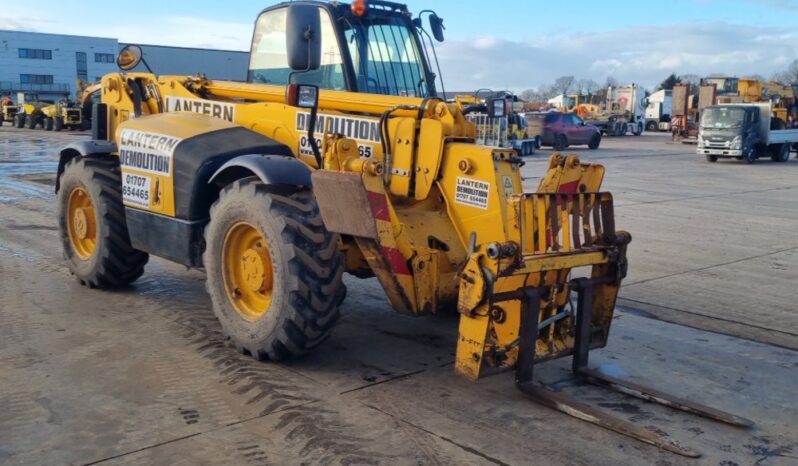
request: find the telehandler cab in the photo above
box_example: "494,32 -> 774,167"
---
56,0 -> 750,456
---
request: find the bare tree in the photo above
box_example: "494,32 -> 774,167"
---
552,76 -> 576,95
603,76 -> 618,88
520,88 -> 542,102
771,59 -> 798,84
576,79 -> 601,95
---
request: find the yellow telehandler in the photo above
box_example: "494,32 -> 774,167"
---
55,1 -> 749,456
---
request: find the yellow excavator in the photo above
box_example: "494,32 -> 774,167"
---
55,1 -> 750,456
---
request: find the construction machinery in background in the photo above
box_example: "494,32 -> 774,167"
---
14,84 -> 101,132
0,99 -> 19,127
582,84 -> 647,136
644,89 -> 672,132
697,103 -> 798,163
55,1 -> 751,456
14,100 -> 50,129
41,103 -> 86,131
457,90 -> 538,156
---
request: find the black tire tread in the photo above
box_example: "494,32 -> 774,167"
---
58,157 -> 149,288
204,179 -> 345,361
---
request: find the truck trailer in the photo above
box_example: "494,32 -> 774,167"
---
644,89 -> 671,132
584,84 -> 646,136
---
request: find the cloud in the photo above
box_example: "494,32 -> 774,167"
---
2,6 -> 796,95
435,21 -> 798,93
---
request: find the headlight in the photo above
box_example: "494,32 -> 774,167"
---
730,136 -> 742,150
697,136 -> 705,148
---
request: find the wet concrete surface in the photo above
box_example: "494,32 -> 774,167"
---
0,126 -> 796,465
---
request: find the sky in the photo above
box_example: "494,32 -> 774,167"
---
2,0 -> 798,92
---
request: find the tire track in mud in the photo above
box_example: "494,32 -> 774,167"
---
0,220 -> 392,465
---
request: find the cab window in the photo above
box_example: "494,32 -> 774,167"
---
344,18 -> 427,97
248,7 -> 346,90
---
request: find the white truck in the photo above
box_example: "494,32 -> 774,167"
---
585,84 -> 647,136
697,103 -> 798,163
645,89 -> 672,132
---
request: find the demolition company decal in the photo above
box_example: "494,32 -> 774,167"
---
119,129 -> 182,176
166,96 -> 235,122
296,112 -> 381,144
455,177 -> 490,209
298,135 -> 374,159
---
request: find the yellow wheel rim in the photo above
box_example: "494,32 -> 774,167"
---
222,222 -> 274,320
66,186 -> 97,260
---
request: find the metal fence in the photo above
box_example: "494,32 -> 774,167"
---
466,113 -> 509,148
0,82 -> 70,93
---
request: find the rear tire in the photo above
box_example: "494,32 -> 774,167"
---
771,144 -> 789,162
54,116 -> 64,132
15,114 -> 25,128
26,115 -> 37,129
44,118 -> 54,131
57,157 -> 149,288
203,178 -> 346,361
706,154 -> 718,163
646,121 -> 658,132
588,133 -> 601,150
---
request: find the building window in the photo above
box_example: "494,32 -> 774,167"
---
76,52 -> 88,82
20,74 -> 54,84
95,53 -> 115,63
19,48 -> 53,60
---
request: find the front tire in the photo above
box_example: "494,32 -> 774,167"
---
588,133 -> 601,150
15,114 -> 25,128
706,154 -> 718,163
646,121 -> 658,132
203,179 -> 345,361
54,116 -> 64,132
44,117 -> 54,131
26,115 -> 37,129
57,157 -> 149,288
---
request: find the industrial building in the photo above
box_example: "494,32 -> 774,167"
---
0,30 -> 248,102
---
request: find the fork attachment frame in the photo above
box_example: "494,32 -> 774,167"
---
506,278 -> 753,458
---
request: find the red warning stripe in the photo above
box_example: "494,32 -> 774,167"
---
382,246 -> 411,275
366,191 -> 391,222
558,180 -> 580,193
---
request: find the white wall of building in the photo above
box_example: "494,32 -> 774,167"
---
0,30 -> 118,101
123,44 -> 248,82
0,31 -> 250,103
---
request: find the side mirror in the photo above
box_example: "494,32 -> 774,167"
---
488,98 -> 506,119
429,13 -> 445,42
286,5 -> 322,72
117,45 -> 143,71
285,84 -> 319,109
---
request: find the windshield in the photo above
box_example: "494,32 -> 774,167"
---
249,8 -> 346,90
701,107 -> 746,129
343,15 -> 429,97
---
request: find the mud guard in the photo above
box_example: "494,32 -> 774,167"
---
55,140 -> 118,193
208,154 -> 311,189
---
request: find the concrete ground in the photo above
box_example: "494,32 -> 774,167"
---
0,127 -> 796,466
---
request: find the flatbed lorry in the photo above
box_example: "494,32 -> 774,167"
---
697,103 -> 798,163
